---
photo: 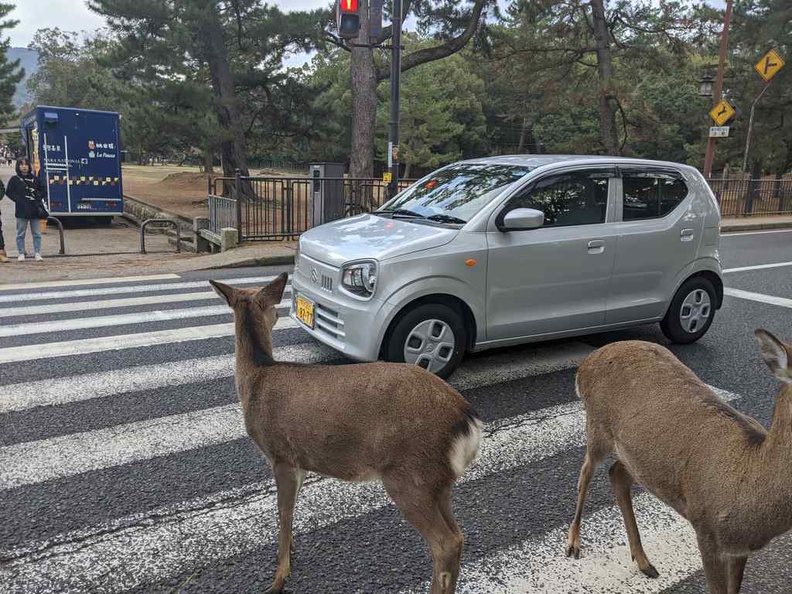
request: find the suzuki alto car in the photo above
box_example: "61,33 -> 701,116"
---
290,155 -> 722,378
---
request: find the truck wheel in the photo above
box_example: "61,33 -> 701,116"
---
660,277 -> 716,344
384,303 -> 467,379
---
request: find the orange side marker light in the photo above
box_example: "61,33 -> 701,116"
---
465,259 -> 477,267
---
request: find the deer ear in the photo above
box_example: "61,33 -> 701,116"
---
754,329 -> 790,382
257,272 -> 288,308
209,280 -> 238,307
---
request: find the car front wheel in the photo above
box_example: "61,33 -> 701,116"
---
660,277 -> 717,344
384,303 -> 467,379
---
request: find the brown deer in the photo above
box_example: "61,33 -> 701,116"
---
210,273 -> 482,594
565,330 -> 792,593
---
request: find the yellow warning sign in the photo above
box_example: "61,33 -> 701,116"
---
755,49 -> 785,83
709,99 -> 736,126
383,172 -> 392,183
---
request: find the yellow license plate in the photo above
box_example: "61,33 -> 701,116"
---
296,295 -> 315,328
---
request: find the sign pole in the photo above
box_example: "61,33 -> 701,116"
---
703,0 -> 733,179
387,0 -> 402,199
742,82 -> 771,173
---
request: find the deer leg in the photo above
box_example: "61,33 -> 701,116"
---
696,530 -> 728,594
384,477 -> 463,594
437,485 -> 464,569
726,555 -> 748,594
265,464 -> 305,594
566,449 -> 601,559
608,460 -> 659,578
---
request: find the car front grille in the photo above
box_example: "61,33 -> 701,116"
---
315,302 -> 345,342
320,274 -> 333,293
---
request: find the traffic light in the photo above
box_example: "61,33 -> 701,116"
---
337,0 -> 360,40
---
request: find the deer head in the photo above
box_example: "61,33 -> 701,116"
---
210,273 -> 288,366
755,329 -> 792,384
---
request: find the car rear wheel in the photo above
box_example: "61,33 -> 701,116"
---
384,303 -> 467,379
660,277 -> 716,344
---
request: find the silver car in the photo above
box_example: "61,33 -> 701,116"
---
290,156 -> 722,378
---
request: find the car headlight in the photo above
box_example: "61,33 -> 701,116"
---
341,261 -> 378,298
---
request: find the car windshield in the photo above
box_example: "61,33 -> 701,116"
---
378,163 -> 532,224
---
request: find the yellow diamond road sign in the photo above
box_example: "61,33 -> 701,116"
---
755,49 -> 785,82
709,99 -> 736,126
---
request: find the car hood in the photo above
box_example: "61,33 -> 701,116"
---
300,214 -> 458,267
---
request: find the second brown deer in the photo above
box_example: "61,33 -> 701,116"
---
566,330 -> 792,594
210,273 -> 482,594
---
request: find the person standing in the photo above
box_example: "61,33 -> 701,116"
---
6,158 -> 47,261
0,177 -> 8,263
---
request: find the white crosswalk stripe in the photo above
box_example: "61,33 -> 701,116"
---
0,272 -> 752,593
0,274 -> 279,304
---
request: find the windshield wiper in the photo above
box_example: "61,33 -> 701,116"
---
426,214 -> 466,224
385,208 -> 426,219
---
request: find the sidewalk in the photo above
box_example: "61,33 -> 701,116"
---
720,215 -> 792,232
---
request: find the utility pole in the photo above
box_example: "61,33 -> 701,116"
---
387,0 -> 402,198
703,0 -> 733,179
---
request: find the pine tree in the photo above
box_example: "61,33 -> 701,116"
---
0,3 -> 24,123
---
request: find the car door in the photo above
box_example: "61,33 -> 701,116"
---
605,167 -> 702,324
485,167 -> 618,341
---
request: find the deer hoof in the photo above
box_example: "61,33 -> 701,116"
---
565,544 -> 581,559
640,565 -> 660,579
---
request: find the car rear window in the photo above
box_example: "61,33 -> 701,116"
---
622,171 -> 688,221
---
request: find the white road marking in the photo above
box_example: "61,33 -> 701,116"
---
723,261 -> 792,273
0,291 -> 221,318
456,494 -> 696,594
724,287 -> 792,309
0,343 -> 600,488
0,317 -> 298,364
0,275 -> 283,304
0,298 -> 290,338
0,341 -> 593,413
0,344 -> 336,413
722,229 -> 792,237
0,388 -> 739,593
0,273 -> 181,292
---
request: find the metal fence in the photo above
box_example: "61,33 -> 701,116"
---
208,194 -> 237,235
707,177 -> 792,217
210,175 -> 416,241
208,174 -> 792,242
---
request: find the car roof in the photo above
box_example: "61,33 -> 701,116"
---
459,154 -> 696,172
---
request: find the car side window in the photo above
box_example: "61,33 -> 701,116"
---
622,171 -> 688,221
505,170 -> 611,227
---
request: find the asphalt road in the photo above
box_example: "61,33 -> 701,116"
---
1,229 -> 791,593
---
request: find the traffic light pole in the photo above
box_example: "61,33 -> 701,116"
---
703,0 -> 732,179
387,0 -> 402,198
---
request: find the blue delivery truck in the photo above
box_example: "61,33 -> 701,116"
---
21,106 -> 123,222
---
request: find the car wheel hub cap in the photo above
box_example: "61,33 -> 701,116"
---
679,289 -> 711,334
404,319 -> 455,373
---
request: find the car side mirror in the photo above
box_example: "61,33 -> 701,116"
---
499,208 -> 544,231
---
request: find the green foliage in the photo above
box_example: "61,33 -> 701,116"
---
376,48 -> 488,176
23,1 -> 792,176
0,2 -> 24,122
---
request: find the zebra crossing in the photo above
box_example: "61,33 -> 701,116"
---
0,270 -> 741,592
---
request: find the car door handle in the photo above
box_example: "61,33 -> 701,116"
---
587,239 -> 605,254
681,228 -> 695,242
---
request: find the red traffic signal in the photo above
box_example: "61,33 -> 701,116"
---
339,0 -> 358,12
337,0 -> 360,39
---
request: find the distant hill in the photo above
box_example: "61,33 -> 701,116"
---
7,47 -> 39,109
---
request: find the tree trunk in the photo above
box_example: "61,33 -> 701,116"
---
349,0 -> 376,181
517,116 -> 536,154
590,0 -> 619,155
203,150 -> 214,174
201,8 -> 249,178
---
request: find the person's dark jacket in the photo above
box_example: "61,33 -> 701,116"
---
6,171 -> 46,220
